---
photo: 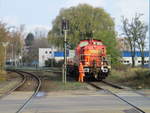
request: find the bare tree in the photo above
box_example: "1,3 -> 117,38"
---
122,14 -> 148,67
134,15 -> 148,66
122,17 -> 136,67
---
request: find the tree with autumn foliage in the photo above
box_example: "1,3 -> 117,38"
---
0,22 -> 10,71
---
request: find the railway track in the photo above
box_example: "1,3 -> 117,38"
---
15,71 -> 41,113
87,81 -> 146,113
101,80 -> 124,89
0,70 -> 41,113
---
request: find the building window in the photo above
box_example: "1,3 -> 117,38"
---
126,61 -> 129,63
49,51 -> 52,54
45,51 -> 48,54
138,61 -> 141,63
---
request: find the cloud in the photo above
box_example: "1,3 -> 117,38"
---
1,0 -> 148,35
64,0 -> 106,8
25,24 -> 50,36
110,0 -> 149,34
115,0 -> 148,21
0,16 -> 20,26
26,25 -> 50,32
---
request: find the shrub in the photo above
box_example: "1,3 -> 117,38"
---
112,63 -> 130,71
45,59 -> 64,67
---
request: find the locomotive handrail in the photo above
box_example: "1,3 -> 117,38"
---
79,57 -> 102,66
79,54 -> 111,68
80,54 -> 102,59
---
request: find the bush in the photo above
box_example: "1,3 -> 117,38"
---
45,59 -> 64,67
112,63 -> 130,71
134,68 -> 150,80
107,67 -> 150,89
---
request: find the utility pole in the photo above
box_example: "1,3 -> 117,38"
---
149,0 -> 150,68
61,18 -> 69,84
64,30 -> 67,84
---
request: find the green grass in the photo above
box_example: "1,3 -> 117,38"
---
47,81 -> 88,91
32,70 -> 89,92
106,68 -> 150,89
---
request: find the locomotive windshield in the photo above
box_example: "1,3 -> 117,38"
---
79,41 -> 89,47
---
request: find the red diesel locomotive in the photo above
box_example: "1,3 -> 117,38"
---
67,39 -> 111,80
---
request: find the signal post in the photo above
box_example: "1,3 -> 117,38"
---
62,18 -> 69,84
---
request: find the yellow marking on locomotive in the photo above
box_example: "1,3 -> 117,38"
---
89,50 -> 99,54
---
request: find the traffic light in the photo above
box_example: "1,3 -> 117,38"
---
61,18 -> 69,31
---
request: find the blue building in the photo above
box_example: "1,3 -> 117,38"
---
121,51 -> 149,66
54,51 -> 69,57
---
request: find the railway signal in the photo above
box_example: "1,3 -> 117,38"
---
61,18 -> 69,84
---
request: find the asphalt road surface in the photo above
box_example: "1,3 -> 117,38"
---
0,90 -> 150,113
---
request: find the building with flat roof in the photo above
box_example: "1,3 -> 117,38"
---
121,51 -> 149,66
39,48 -> 56,67
39,48 -> 75,67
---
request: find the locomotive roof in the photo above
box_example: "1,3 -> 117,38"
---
77,39 -> 105,48
80,39 -> 102,42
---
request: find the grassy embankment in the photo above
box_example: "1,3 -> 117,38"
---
106,64 -> 150,89
33,70 -> 88,92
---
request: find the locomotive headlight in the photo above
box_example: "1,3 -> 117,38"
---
84,68 -> 89,72
101,66 -> 108,73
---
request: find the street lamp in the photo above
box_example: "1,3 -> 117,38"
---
2,42 -> 9,69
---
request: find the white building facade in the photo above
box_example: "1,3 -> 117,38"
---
39,48 -> 75,67
39,48 -> 56,67
120,51 -> 149,66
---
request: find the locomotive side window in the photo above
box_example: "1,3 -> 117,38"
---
93,42 -> 102,45
79,41 -> 89,47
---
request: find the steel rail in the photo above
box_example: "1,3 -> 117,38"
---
87,82 -> 145,113
102,80 -> 150,98
101,80 -> 123,89
15,71 -> 41,113
0,71 -> 27,99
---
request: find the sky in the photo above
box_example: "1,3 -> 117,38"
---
0,0 -> 149,35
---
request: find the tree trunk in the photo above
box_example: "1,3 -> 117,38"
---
131,56 -> 135,67
141,51 -> 145,67
141,56 -> 144,66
